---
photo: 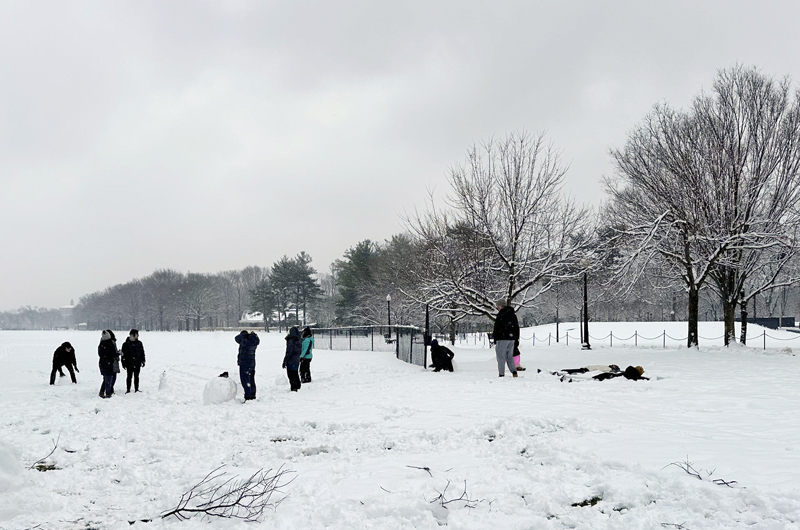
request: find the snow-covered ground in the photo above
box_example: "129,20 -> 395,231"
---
2,322 -> 800,529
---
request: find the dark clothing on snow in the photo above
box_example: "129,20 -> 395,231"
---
284,327 -> 302,391
240,366 -> 256,400
286,367 -> 301,391
121,338 -> 146,369
50,342 -> 78,384
429,341 -> 454,372
126,366 -> 141,392
235,331 -> 259,399
300,334 -> 314,383
235,331 -> 260,369
299,359 -> 312,383
98,338 -> 119,376
493,306 -> 520,342
283,327 -> 302,371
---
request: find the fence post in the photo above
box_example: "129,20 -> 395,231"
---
349,328 -> 352,350
329,329 -> 332,350
425,304 -> 430,369
635,331 -> 638,346
610,332 -> 613,347
663,330 -> 666,348
549,332 -> 551,346
371,326 -> 374,351
566,332 -> 568,346
764,330 -> 766,351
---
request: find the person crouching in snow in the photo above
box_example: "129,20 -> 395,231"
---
299,327 -> 314,383
283,327 -> 302,391
98,330 -> 119,398
121,329 -> 146,393
429,339 -> 454,372
50,341 -> 79,385
235,330 -> 260,401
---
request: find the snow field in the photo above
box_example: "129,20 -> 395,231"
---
1,325 -> 800,529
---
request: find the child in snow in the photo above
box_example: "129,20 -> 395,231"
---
283,327 -> 302,391
50,342 -> 79,385
300,327 -> 314,383
120,329 -> 146,393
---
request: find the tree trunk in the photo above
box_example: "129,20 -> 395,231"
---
687,287 -> 699,348
722,296 -> 736,346
740,298 -> 748,345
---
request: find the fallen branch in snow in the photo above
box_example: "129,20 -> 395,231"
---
29,430 -> 61,471
407,465 -> 433,477
160,465 -> 294,522
661,523 -> 689,529
663,458 -> 738,488
428,480 -> 481,509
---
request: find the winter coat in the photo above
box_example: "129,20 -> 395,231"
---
235,332 -> 260,369
98,338 -> 119,376
430,342 -> 454,372
283,327 -> 302,370
493,306 -> 520,342
121,338 -> 146,369
53,342 -> 78,370
301,336 -> 314,360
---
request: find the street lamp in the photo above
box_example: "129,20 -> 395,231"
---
386,294 -> 392,341
581,267 -> 591,350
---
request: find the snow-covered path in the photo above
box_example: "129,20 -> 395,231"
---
1,325 -> 800,529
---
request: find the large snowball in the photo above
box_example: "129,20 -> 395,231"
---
203,376 -> 237,405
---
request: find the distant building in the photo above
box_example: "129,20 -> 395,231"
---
59,303 -> 76,321
239,311 -> 265,326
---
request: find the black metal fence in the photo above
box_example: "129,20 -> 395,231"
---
313,325 -> 428,367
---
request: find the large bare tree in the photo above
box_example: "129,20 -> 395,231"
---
408,130 -> 590,320
608,65 -> 800,346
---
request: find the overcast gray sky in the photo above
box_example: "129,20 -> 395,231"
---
2,0 -> 800,310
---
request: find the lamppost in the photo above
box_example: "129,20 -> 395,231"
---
582,269 -> 591,350
386,294 -> 392,341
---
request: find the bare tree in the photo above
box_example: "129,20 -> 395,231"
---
608,65 -> 800,346
407,130 -> 590,320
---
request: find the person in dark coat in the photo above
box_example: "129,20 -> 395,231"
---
98,330 -> 119,398
492,298 -> 519,377
283,326 -> 302,391
235,330 -> 260,401
299,327 -> 314,383
429,339 -> 454,372
120,329 -> 146,393
50,342 -> 79,385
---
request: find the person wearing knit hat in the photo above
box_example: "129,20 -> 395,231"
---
492,298 -> 519,378
97,330 -> 119,398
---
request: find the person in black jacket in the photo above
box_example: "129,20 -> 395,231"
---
429,339 -> 455,372
98,330 -> 119,398
283,326 -> 302,392
49,342 -> 79,385
235,330 -> 260,401
121,329 -> 146,393
492,298 -> 519,377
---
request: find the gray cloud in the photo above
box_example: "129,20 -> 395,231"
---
2,0 -> 800,309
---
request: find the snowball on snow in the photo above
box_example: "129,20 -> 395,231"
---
203,376 -> 237,404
